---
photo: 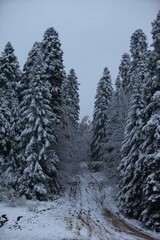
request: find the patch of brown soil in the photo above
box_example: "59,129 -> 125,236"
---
103,208 -> 160,240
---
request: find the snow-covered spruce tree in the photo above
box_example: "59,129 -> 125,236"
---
18,50 -> 59,200
117,80 -> 145,218
119,53 -> 131,94
63,68 -> 80,126
151,10 -> 160,55
138,11 -> 160,231
41,27 -> 65,121
0,92 -> 10,172
129,29 -> 148,91
90,67 -> 113,171
19,42 -> 41,101
130,29 -> 148,63
0,42 -> 21,177
103,76 -> 127,183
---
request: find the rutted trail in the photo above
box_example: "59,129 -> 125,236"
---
65,174 -> 115,240
65,169 -> 160,240
103,209 -> 160,240
1,163 -> 160,240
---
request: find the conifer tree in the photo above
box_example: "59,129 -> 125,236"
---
151,11 -> 160,55
90,67 -> 113,170
18,50 -> 59,200
0,42 -> 21,176
63,68 -> 80,125
19,42 -> 41,101
117,82 -> 145,218
129,29 -> 148,91
119,53 -> 131,94
130,29 -> 148,61
0,92 -> 10,172
114,75 -> 128,127
41,27 -> 65,121
103,76 -> 127,182
138,11 -> 160,231
118,12 -> 160,232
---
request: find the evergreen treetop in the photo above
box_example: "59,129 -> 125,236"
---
151,10 -> 160,54
41,27 -> 65,120
63,68 -> 80,124
130,29 -> 148,61
119,53 -> 131,93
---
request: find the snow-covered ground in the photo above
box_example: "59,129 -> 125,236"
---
0,163 -> 160,240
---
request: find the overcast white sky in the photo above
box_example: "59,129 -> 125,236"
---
0,0 -> 159,119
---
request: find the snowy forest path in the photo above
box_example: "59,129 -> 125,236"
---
103,208 -> 160,240
65,166 -> 160,240
66,172 -> 115,240
88,174 -> 160,240
0,165 -> 159,240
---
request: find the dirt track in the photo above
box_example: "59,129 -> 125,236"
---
65,174 -> 160,240
1,172 -> 159,240
103,208 -> 160,240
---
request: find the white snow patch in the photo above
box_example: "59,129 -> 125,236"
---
0,170 -> 159,240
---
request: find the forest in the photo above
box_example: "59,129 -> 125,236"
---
0,10 -> 160,235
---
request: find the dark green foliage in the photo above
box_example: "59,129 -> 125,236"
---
118,83 -> 145,218
41,27 -> 65,121
0,42 -> 21,175
63,68 -> 80,125
91,67 -> 113,170
135,12 -> 160,231
119,53 -> 131,94
118,12 -> 160,232
18,49 -> 59,200
103,76 -> 127,183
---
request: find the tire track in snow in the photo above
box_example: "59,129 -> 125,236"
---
83,174 -> 159,240
66,174 -> 115,239
64,170 -> 160,240
103,208 -> 160,240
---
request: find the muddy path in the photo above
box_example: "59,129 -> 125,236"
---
66,175 -> 115,240
67,174 -> 160,240
1,170 -> 159,240
103,208 -> 160,240
88,173 -> 160,240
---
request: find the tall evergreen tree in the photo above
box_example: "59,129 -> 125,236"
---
0,92 -> 10,172
130,29 -> 148,61
119,53 -> 131,94
129,29 -> 148,91
19,42 -> 41,101
138,11 -> 160,231
118,12 -> 160,232
18,50 -> 59,200
0,42 -> 21,176
90,67 -> 113,170
63,68 -> 80,125
117,82 -> 145,218
103,76 -> 127,182
41,27 -> 65,121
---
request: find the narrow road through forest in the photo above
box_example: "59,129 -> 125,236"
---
64,169 -> 160,240
1,161 -> 159,240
